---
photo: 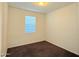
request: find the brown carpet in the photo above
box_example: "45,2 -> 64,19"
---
6,41 -> 79,57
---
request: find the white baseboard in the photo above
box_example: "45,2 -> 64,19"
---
46,40 -> 79,56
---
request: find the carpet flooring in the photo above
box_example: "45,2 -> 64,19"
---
6,41 -> 79,57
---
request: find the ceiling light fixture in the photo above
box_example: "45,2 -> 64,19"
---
33,2 -> 48,6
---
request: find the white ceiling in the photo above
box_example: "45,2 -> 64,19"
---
9,2 -> 75,13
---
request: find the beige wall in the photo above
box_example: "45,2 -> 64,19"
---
0,3 -> 8,57
8,6 -> 46,48
0,3 -> 3,56
46,3 -> 79,55
78,3 -> 79,47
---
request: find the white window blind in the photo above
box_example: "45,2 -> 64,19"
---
25,16 -> 36,33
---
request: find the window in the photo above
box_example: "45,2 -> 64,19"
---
25,16 -> 36,33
